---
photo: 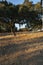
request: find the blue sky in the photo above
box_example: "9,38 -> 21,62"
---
7,0 -> 40,5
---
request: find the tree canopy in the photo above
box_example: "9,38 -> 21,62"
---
0,0 -> 42,33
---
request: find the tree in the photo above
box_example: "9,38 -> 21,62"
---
34,2 -> 41,13
0,0 -> 42,33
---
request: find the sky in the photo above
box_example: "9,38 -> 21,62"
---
7,0 -> 40,5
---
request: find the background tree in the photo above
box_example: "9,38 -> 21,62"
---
0,0 -> 42,33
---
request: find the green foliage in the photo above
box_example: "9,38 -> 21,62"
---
0,0 -> 42,33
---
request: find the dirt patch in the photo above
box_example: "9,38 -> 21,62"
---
0,32 -> 43,65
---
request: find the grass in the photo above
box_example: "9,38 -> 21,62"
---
0,32 -> 43,65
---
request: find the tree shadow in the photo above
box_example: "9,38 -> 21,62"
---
1,48 -> 43,65
0,36 -> 43,56
14,49 -> 43,65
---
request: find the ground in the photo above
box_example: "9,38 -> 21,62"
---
0,32 -> 43,65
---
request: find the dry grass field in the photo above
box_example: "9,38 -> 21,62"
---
0,32 -> 43,65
